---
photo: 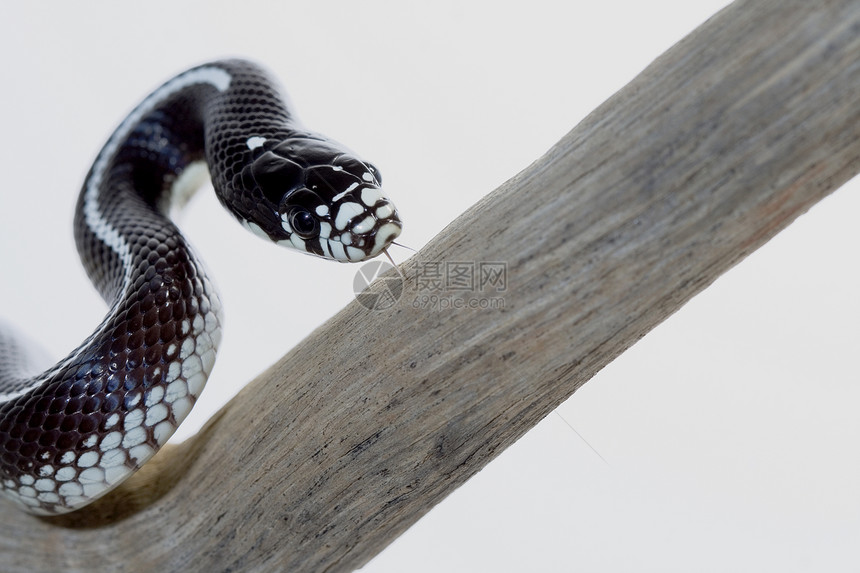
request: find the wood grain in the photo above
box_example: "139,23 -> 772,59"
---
3,0 -> 859,571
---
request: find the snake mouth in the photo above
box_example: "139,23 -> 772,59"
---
318,217 -> 402,262
319,192 -> 401,262
366,220 -> 402,258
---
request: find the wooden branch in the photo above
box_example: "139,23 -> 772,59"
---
4,0 -> 860,571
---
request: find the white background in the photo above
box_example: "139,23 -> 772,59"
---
1,2 -> 859,571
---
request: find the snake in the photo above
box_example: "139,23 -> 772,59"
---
0,59 -> 402,515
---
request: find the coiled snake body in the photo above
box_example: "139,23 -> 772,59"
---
0,60 -> 401,514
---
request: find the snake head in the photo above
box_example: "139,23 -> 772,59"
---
238,135 -> 402,262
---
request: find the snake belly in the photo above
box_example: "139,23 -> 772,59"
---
0,59 -> 401,515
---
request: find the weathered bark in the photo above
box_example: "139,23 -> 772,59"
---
2,0 -> 859,571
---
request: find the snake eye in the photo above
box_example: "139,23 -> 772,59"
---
288,207 -> 319,239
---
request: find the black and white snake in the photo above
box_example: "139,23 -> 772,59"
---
0,59 -> 401,515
